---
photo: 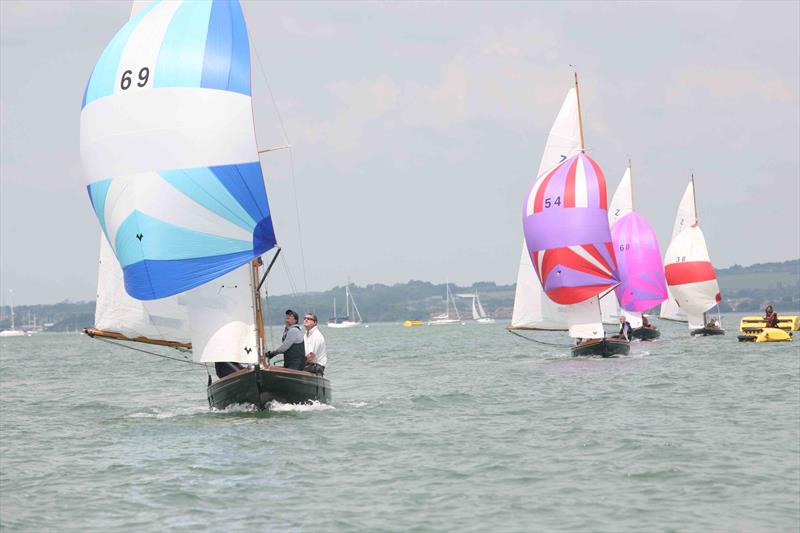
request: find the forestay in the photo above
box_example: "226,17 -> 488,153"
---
511,89 -> 581,330
81,0 -> 277,301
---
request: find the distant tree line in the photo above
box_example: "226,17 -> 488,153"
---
2,259 -> 797,330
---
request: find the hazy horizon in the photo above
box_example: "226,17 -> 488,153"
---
2,1 -> 798,305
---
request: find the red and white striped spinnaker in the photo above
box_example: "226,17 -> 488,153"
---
523,153 -> 620,306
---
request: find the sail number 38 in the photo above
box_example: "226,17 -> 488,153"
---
120,67 -> 150,90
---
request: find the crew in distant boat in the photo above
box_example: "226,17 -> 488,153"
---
303,313 -> 327,376
641,316 -> 657,330
764,305 -> 779,328
264,309 -> 306,370
614,315 -> 632,341
706,317 -> 721,329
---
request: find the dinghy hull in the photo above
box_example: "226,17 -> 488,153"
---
571,338 -> 630,357
631,327 -> 661,341
690,327 -> 725,336
207,366 -> 331,410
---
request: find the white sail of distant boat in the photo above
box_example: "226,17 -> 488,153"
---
604,165 -> 633,326
427,282 -> 462,325
457,292 -> 495,323
509,88 -> 581,330
663,176 -> 722,332
327,280 -> 363,328
659,182 -> 695,322
0,289 -> 26,337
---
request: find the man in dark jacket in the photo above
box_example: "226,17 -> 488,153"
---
264,309 -> 306,370
615,315 -> 632,341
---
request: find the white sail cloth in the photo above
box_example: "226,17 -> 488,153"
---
663,225 -> 721,328
95,234 -> 190,344
660,181 -> 696,321
511,88 -> 582,330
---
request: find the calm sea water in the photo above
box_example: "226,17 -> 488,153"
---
1,315 -> 799,532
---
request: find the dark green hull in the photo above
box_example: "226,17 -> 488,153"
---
690,327 -> 725,336
631,327 -> 661,341
571,337 -> 630,357
207,366 -> 331,410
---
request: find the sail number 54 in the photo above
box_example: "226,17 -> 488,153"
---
543,196 -> 561,209
120,67 -> 150,90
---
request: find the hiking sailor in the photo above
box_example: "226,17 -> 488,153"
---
264,309 -> 306,370
303,312 -> 327,376
615,315 -> 632,341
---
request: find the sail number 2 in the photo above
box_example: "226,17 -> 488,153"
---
120,67 -> 150,90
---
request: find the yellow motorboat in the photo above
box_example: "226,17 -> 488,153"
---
737,315 -> 798,342
403,320 -> 424,328
755,328 -> 792,342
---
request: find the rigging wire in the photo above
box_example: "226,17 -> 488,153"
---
507,329 -> 575,348
251,35 -> 310,296
91,335 -> 209,368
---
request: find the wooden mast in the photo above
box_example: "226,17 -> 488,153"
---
574,71 -> 586,151
251,258 -> 266,366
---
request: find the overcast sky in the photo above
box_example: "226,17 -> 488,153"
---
1,1 -> 798,305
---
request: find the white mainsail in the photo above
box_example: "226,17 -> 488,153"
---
510,88 -> 581,330
599,165 -> 635,324
95,234 -> 190,344
567,297 -> 606,339
663,225 -> 721,330
660,182 -> 696,322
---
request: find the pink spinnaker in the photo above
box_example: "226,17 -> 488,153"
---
610,212 -> 668,312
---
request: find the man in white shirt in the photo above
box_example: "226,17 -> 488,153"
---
302,312 -> 327,376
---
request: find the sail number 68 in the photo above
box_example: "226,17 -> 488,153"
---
120,67 -> 150,90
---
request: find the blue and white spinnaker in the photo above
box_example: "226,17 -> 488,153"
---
81,0 -> 276,300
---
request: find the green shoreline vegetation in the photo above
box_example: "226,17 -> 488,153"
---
2,259 -> 798,331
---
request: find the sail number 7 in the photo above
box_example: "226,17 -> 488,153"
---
120,67 -> 150,90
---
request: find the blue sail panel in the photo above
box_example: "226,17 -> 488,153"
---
86,179 -> 113,236
209,162 -> 269,224
83,0 -> 160,108
159,167 -> 256,232
154,0 -> 214,89
123,251 -> 257,300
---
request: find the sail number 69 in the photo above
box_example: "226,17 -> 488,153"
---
120,67 -> 150,90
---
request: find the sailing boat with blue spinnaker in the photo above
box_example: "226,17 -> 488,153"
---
81,0 -> 330,409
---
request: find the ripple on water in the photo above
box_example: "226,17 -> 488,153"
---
1,323 -> 798,532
